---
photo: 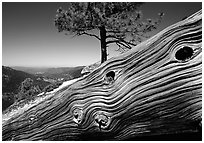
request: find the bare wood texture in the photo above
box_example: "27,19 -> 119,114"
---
2,10 -> 202,141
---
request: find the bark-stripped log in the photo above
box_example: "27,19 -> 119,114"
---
2,10 -> 202,141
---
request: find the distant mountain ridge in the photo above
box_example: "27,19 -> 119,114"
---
12,66 -> 85,79
12,66 -> 85,74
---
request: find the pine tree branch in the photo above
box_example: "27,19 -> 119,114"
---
106,40 -> 119,45
106,35 -> 121,39
78,32 -> 101,40
106,32 -> 126,39
116,42 -> 126,53
106,38 -> 136,48
116,42 -> 130,51
117,41 -> 132,49
106,40 -> 134,49
107,31 -> 149,40
106,30 -> 121,33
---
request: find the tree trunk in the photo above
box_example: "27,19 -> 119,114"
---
2,10 -> 202,141
99,26 -> 107,63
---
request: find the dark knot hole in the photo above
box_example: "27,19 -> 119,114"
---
175,46 -> 193,61
105,71 -> 115,83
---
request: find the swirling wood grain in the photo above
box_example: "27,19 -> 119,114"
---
2,10 -> 202,141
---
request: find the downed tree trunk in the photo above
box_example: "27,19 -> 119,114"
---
2,10 -> 202,141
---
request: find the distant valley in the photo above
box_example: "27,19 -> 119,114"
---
2,66 -> 84,111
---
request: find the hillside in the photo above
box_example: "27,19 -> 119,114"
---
2,66 -> 50,111
2,66 -> 84,111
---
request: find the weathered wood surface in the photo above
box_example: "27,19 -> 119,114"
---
2,10 -> 202,141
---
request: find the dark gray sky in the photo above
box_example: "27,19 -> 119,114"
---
2,2 -> 201,67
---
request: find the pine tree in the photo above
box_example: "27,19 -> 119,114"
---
54,2 -> 164,63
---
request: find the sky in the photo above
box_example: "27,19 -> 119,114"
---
2,2 -> 202,67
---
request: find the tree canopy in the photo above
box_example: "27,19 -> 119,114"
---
15,78 -> 41,102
